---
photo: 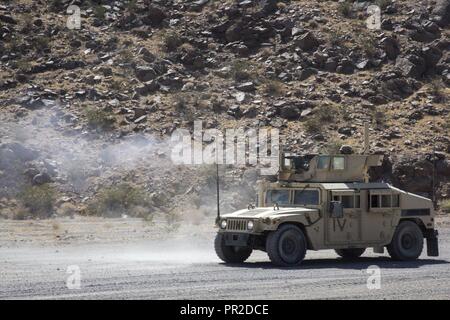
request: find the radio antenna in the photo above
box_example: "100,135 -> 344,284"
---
363,122 -> 369,154
432,116 -> 437,210
215,162 -> 221,224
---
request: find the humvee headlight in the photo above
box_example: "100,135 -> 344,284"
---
220,220 -> 227,229
247,220 -> 254,230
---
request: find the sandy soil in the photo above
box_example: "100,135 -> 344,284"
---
0,215 -> 449,300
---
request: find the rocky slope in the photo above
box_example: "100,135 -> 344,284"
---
0,0 -> 449,219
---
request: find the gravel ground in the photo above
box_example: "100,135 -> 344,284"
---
0,217 -> 449,300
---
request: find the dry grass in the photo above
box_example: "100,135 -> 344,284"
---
18,185 -> 56,219
441,199 -> 450,214
87,184 -> 153,218
263,79 -> 285,96
304,104 -> 338,134
85,108 -> 115,131
162,30 -> 182,52
337,1 -> 353,18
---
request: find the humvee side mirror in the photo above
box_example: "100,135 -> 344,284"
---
329,201 -> 343,218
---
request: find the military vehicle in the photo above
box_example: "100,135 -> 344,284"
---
214,126 -> 439,266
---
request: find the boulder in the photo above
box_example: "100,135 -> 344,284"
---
339,145 -> 354,154
336,59 -> 354,74
298,67 -> 318,81
395,55 -> 426,78
236,82 -> 256,92
279,105 -> 300,120
0,14 -> 17,24
432,0 -> 450,26
142,6 -> 167,26
296,32 -> 319,51
421,46 -> 443,71
135,80 -> 160,96
135,65 -> 158,82
380,36 -> 400,60
32,172 -> 52,185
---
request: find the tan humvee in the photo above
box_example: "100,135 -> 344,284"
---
215,138 -> 439,266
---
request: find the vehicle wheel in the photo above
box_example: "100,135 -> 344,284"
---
387,221 -> 424,261
214,233 -> 252,263
266,224 -> 307,267
335,248 -> 366,259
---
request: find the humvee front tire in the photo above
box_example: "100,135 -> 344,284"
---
214,233 -> 252,263
266,224 -> 307,267
335,248 -> 366,259
387,221 -> 424,261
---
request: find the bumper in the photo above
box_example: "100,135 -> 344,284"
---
222,232 -> 251,247
425,229 -> 439,257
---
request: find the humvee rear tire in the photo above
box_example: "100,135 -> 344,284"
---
266,224 -> 307,267
335,248 -> 366,259
214,233 -> 252,263
387,221 -> 424,261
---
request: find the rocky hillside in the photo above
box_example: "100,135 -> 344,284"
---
0,0 -> 449,219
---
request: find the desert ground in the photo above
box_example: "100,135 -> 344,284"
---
1,215 -> 449,300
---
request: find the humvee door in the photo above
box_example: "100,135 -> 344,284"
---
325,190 -> 362,245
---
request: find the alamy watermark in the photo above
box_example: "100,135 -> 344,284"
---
366,265 -> 381,290
366,5 -> 381,30
66,5 -> 81,30
66,265 -> 81,290
170,121 -> 279,175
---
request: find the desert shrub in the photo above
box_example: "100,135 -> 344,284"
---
315,104 -> 335,122
441,199 -> 450,214
179,42 -> 195,53
444,116 -> 450,130
15,59 -> 32,73
230,59 -> 255,82
85,108 -> 115,131
338,1 -> 353,17
108,79 -> 124,91
329,32 -> 345,47
57,202 -> 78,217
33,35 -> 50,52
18,185 -> 56,219
125,0 -> 138,12
304,105 -> 337,134
373,110 -> 386,126
117,48 -> 134,64
359,34 -> 377,58
164,208 -> 181,233
49,0 -> 63,11
263,79 -> 284,96
88,184 -> 153,218
163,30 -> 182,52
6,37 -> 24,53
173,94 -> 197,122
174,94 -> 188,112
93,4 -> 107,19
304,118 -> 321,134
13,209 -> 28,220
430,79 -> 447,103
376,0 -> 392,10
321,139 -> 344,154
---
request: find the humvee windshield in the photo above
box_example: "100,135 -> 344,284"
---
293,189 -> 319,205
266,190 -> 289,205
265,189 -> 320,206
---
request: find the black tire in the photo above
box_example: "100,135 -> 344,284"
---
214,233 -> 252,263
266,224 -> 307,267
335,248 -> 366,259
387,221 -> 424,261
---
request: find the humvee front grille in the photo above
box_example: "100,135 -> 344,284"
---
226,219 -> 247,231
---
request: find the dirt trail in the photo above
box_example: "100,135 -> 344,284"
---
0,217 -> 449,299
